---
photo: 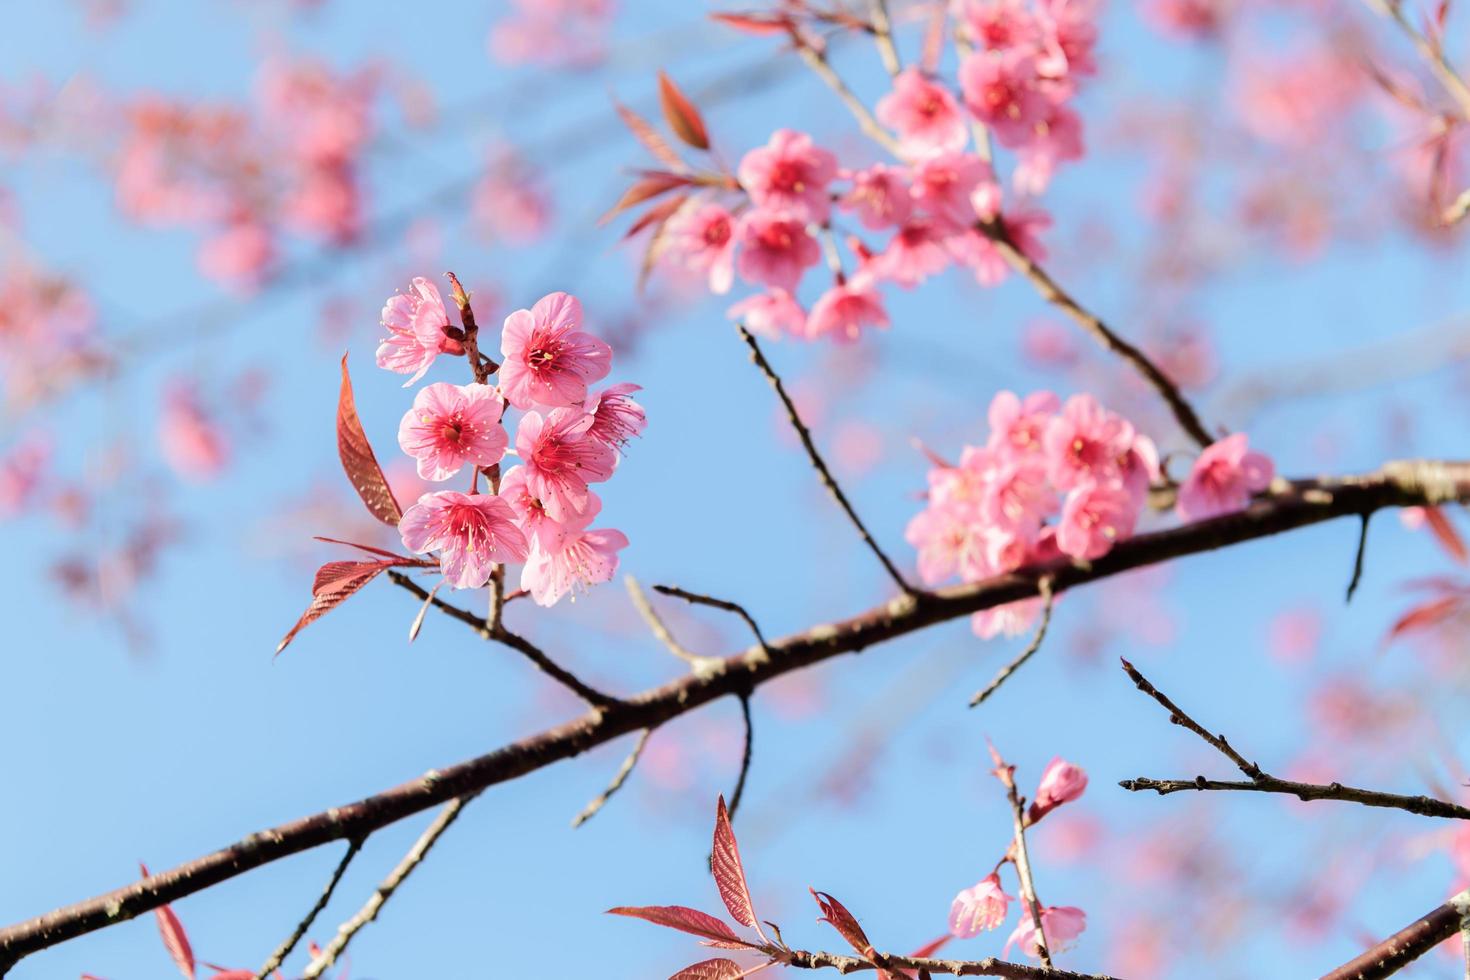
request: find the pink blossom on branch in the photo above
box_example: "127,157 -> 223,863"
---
498,463 -> 587,551
499,291 -> 613,410
805,279 -> 890,343
585,382 -> 647,453
736,128 -> 838,223
875,68 -> 969,159
521,525 -> 629,606
515,406 -> 616,522
840,164 -> 914,230
376,276 -> 456,386
735,209 -> 821,291
1004,905 -> 1087,958
1030,757 -> 1088,820
949,873 -> 1012,937
1176,433 -> 1274,521
398,490 -> 529,589
727,289 -> 806,339
958,50 -> 1050,149
396,382 -> 507,481
664,199 -> 737,294
1055,481 -> 1138,560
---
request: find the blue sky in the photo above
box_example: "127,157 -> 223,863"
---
4,1 -> 1470,978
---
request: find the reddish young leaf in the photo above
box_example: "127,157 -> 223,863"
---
1422,506 -> 1469,564
709,11 -> 794,35
276,559 -> 415,655
140,863 -> 195,980
637,195 -> 689,291
337,354 -> 403,527
810,889 -> 874,957
600,172 -> 693,225
658,70 -> 710,150
625,192 -> 690,242
711,795 -> 762,934
669,959 -> 746,980
1384,593 -> 1466,645
908,933 -> 951,959
606,905 -> 749,946
205,971 -> 255,980
612,98 -> 687,171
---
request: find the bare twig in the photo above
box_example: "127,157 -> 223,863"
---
1346,512 -> 1371,603
1362,0 -> 1470,119
652,584 -> 771,652
779,947 -> 1117,978
792,38 -> 903,156
388,571 -> 619,708
301,793 -> 480,980
729,695 -> 755,822
870,0 -> 902,76
6,460 -> 1470,964
1120,659 -> 1470,820
1320,887 -> 1470,980
625,575 -> 714,669
253,838 -> 363,980
970,576 -> 1055,707
996,765 -> 1051,968
571,729 -> 652,828
736,325 -> 917,595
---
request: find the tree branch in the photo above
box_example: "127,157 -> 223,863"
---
996,762 -> 1052,968
4,459 -> 1469,966
728,695 -> 755,822
253,837 -> 363,980
652,583 -> 772,652
571,729 -> 651,829
779,948 -> 1118,978
1319,887 -> 1470,980
970,576 -> 1055,707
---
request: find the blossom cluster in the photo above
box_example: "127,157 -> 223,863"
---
949,758 -> 1089,957
376,280 -> 644,606
906,390 -> 1274,638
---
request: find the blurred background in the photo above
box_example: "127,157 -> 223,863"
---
3,1 -> 1470,977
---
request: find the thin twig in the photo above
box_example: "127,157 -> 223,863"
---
652,584 -> 771,652
952,27 -> 994,163
970,577 -> 1055,707
1120,659 -> 1470,820
997,766 -> 1052,968
870,0 -> 902,77
779,947 -> 1117,978
1346,512 -> 1371,603
736,325 -> 917,595
1362,0 -> 1470,118
729,695 -> 755,822
388,571 -> 620,708
625,575 -> 723,674
253,838 -> 364,980
301,793 -> 481,980
571,729 -> 652,828
792,39 -> 903,156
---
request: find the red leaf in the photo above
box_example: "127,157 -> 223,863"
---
658,70 -> 710,150
600,173 -> 692,225
312,536 -> 412,560
1384,594 -> 1466,645
669,959 -> 745,980
625,192 -> 690,241
712,795 -> 760,931
709,11 -> 794,35
337,355 -> 402,527
140,863 -> 195,980
810,889 -> 874,957
1423,506 -> 1469,564
206,972 -> 256,980
612,98 -> 687,171
637,194 -> 689,292
606,905 -> 749,946
276,559 -> 414,655
908,934 -> 951,959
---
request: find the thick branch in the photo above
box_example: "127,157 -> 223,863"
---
1319,888 -> 1470,980
4,460 -> 1468,965
780,948 -> 1117,979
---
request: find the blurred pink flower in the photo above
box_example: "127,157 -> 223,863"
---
664,200 -> 737,294
1004,905 -> 1086,958
1031,757 -> 1088,820
876,68 -> 969,158
1176,433 -> 1274,521
735,209 -> 821,291
522,525 -> 628,606
737,128 -> 838,223
727,289 -> 806,339
1056,482 -> 1137,560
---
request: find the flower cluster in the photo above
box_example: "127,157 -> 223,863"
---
949,758 -> 1089,958
908,391 -> 1276,638
379,282 -> 643,606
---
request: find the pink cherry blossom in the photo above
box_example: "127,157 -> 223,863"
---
876,218 -> 953,287
499,291 -> 612,410
398,490 -> 529,589
805,280 -> 890,344
1013,104 -> 1084,195
727,289 -> 807,339
735,210 -> 821,291
396,382 -> 507,481
515,406 -> 617,522
498,463 -> 594,550
0,435 -> 49,518
197,218 -> 274,292
1004,906 -> 1086,959
958,50 -> 1050,149
1032,757 -> 1088,818
983,458 -> 1057,529
1176,433 -> 1274,521
377,277 -> 456,386
737,128 -> 838,223
960,0 -> 1041,53
840,164 -> 914,230
522,526 -> 629,606
159,383 -> 230,482
1043,394 -> 1136,491
875,68 -> 969,159
906,503 -> 983,586
949,874 -> 1012,938
987,390 -> 1060,461
1056,482 -> 1137,560
585,382 -> 646,452
665,199 -> 737,294
1035,0 -> 1099,85
972,595 -> 1046,639
911,150 -> 989,225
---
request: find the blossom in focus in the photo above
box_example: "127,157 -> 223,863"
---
522,524 -> 629,606
584,383 -> 646,453
398,490 -> 529,589
396,382 -> 507,481
1004,906 -> 1086,959
377,277 -> 455,387
515,406 -> 617,522
949,874 -> 1012,937
499,291 -> 613,410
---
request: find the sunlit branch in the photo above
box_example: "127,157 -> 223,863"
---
736,325 -> 917,595
571,729 -> 652,829
253,837 -> 363,980
5,459 -> 1469,965
870,0 -> 902,77
1120,658 -> 1470,820
1319,887 -> 1470,980
996,763 -> 1052,968
625,574 -> 710,668
970,575 -> 1055,707
300,793 -> 480,980
387,571 -> 619,708
778,948 -> 1118,978
652,583 -> 771,652
792,36 -> 904,156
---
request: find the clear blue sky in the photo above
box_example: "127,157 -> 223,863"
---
3,2 -> 1470,978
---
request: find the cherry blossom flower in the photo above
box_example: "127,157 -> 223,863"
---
906,504 -> 983,586
737,128 -> 838,223
875,68 -> 969,158
197,217 -> 274,292
1176,433 -> 1274,520
727,289 -> 806,339
585,382 -> 646,453
398,491 -> 529,589
0,435 -> 49,518
735,210 -> 821,291
665,199 -> 737,294
1013,104 -> 1084,195
911,150 -> 989,225
983,458 -> 1057,529
515,406 -> 617,522
1004,906 -> 1086,959
987,390 -> 1060,461
960,0 -> 1041,53
159,383 -> 230,482
377,277 -> 456,386
499,291 -> 613,410
498,463 -> 590,550
973,595 -> 1047,639
522,525 -> 629,606
396,382 -> 507,481
840,164 -> 914,230
1056,482 -> 1137,560
1031,757 -> 1088,819
1043,394 -> 1137,491
958,50 -> 1050,148
805,280 -> 890,343
877,218 -> 954,287
949,874 -> 1012,937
